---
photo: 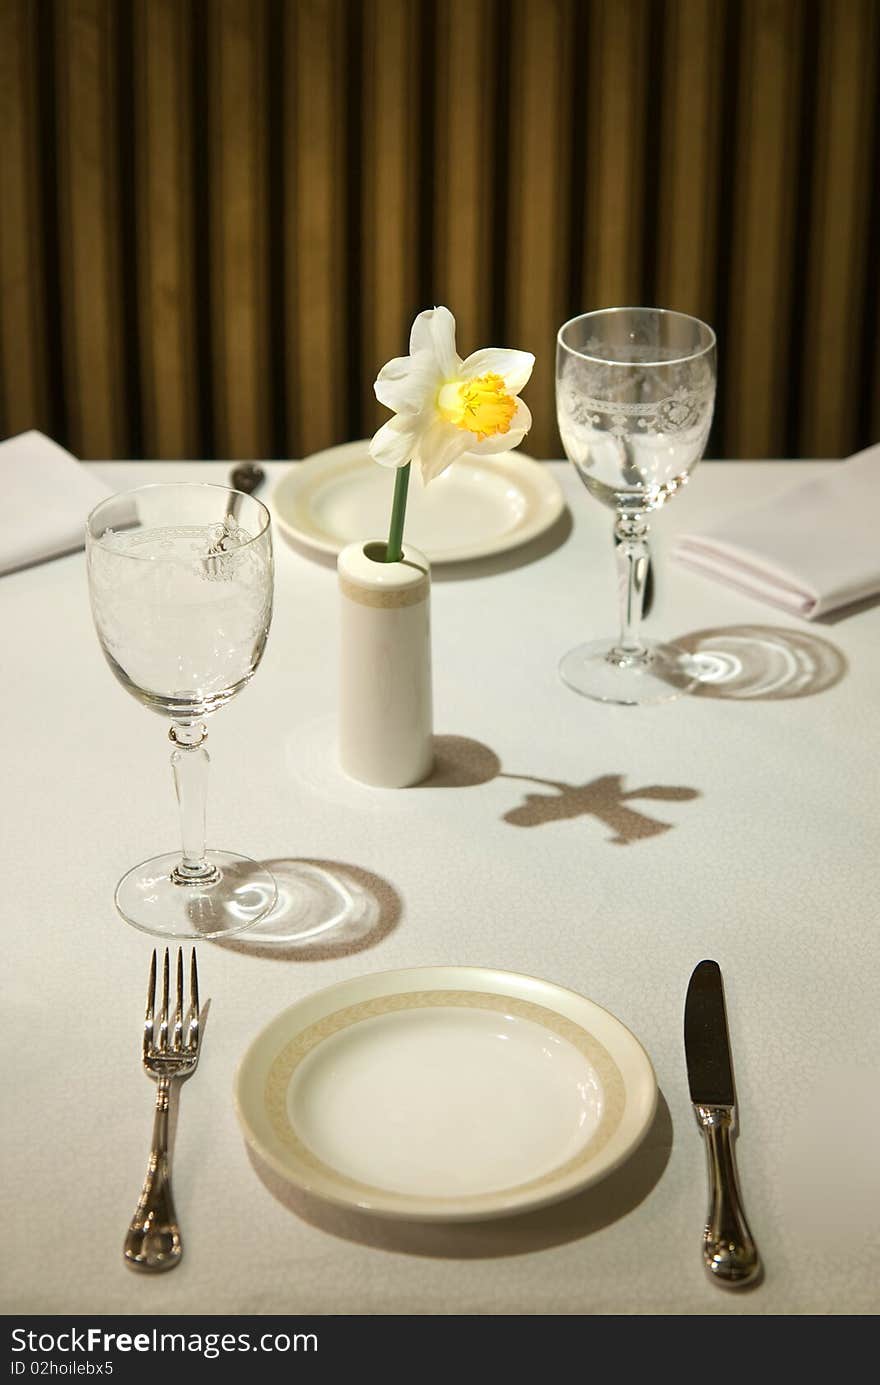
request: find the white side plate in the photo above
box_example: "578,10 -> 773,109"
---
234,966 -> 657,1222
271,441 -> 565,563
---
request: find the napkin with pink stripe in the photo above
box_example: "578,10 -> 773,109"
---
673,443 -> 880,618
0,430 -> 111,576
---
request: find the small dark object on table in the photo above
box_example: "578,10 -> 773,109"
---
230,464 -> 266,495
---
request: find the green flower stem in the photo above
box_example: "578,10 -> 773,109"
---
385,461 -> 411,563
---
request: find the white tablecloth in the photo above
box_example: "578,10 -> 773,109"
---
2,459 -> 878,1316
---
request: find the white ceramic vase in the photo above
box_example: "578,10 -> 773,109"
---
337,540 -> 434,787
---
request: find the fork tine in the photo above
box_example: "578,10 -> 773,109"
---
190,948 -> 199,1016
128,948 -> 201,1273
143,950 -> 157,1056
188,948 -> 200,1051
173,947 -> 184,1051
158,948 -> 170,1052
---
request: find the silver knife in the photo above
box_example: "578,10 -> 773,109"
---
684,959 -> 761,1287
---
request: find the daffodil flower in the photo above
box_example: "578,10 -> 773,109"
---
370,307 -> 534,484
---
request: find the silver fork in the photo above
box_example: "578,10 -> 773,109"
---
123,948 -> 201,1273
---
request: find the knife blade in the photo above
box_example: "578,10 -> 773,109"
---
684,960 -> 761,1287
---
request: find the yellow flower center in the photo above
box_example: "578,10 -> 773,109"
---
437,373 -> 517,441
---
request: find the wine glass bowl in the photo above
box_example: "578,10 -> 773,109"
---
86,483 -> 276,939
88,486 -> 272,722
556,308 -> 716,704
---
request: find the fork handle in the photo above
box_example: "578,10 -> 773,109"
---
123,1075 -> 182,1272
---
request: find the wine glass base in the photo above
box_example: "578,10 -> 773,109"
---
115,850 -> 277,940
559,639 -> 700,705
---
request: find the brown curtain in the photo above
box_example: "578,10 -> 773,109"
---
1,0 -> 878,462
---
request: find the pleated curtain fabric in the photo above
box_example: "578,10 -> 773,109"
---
1,0 -> 878,462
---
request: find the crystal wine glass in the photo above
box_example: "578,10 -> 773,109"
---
556,307 -> 716,704
86,483 -> 276,938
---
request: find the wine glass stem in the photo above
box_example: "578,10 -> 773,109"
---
613,512 -> 650,664
169,723 -> 220,886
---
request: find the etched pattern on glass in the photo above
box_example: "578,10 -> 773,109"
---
558,347 -> 716,512
89,520 -> 273,720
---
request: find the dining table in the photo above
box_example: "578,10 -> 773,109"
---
2,454 -> 878,1319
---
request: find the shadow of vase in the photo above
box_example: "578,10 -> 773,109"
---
422,735 -> 502,787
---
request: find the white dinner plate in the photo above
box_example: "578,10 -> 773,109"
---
271,441 -> 565,563
234,966 -> 657,1222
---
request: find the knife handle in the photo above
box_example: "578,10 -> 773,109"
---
695,1106 -> 761,1287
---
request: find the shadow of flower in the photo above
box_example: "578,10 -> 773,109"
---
420,736 -> 700,845
502,774 -> 700,845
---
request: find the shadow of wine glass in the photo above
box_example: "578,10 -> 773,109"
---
243,1090 -> 673,1259
423,736 -> 700,844
674,624 -> 847,699
214,859 -> 401,961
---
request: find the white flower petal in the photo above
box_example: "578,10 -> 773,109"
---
374,349 -> 440,414
467,429 -> 526,457
511,397 -> 531,433
409,306 -> 460,379
369,417 -> 417,469
414,419 -> 470,484
465,400 -> 532,455
459,348 -> 535,395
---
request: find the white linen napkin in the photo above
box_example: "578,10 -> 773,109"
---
0,430 -> 112,576
673,443 -> 880,618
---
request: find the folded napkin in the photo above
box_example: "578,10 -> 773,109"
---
0,430 -> 111,576
673,443 -> 880,618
